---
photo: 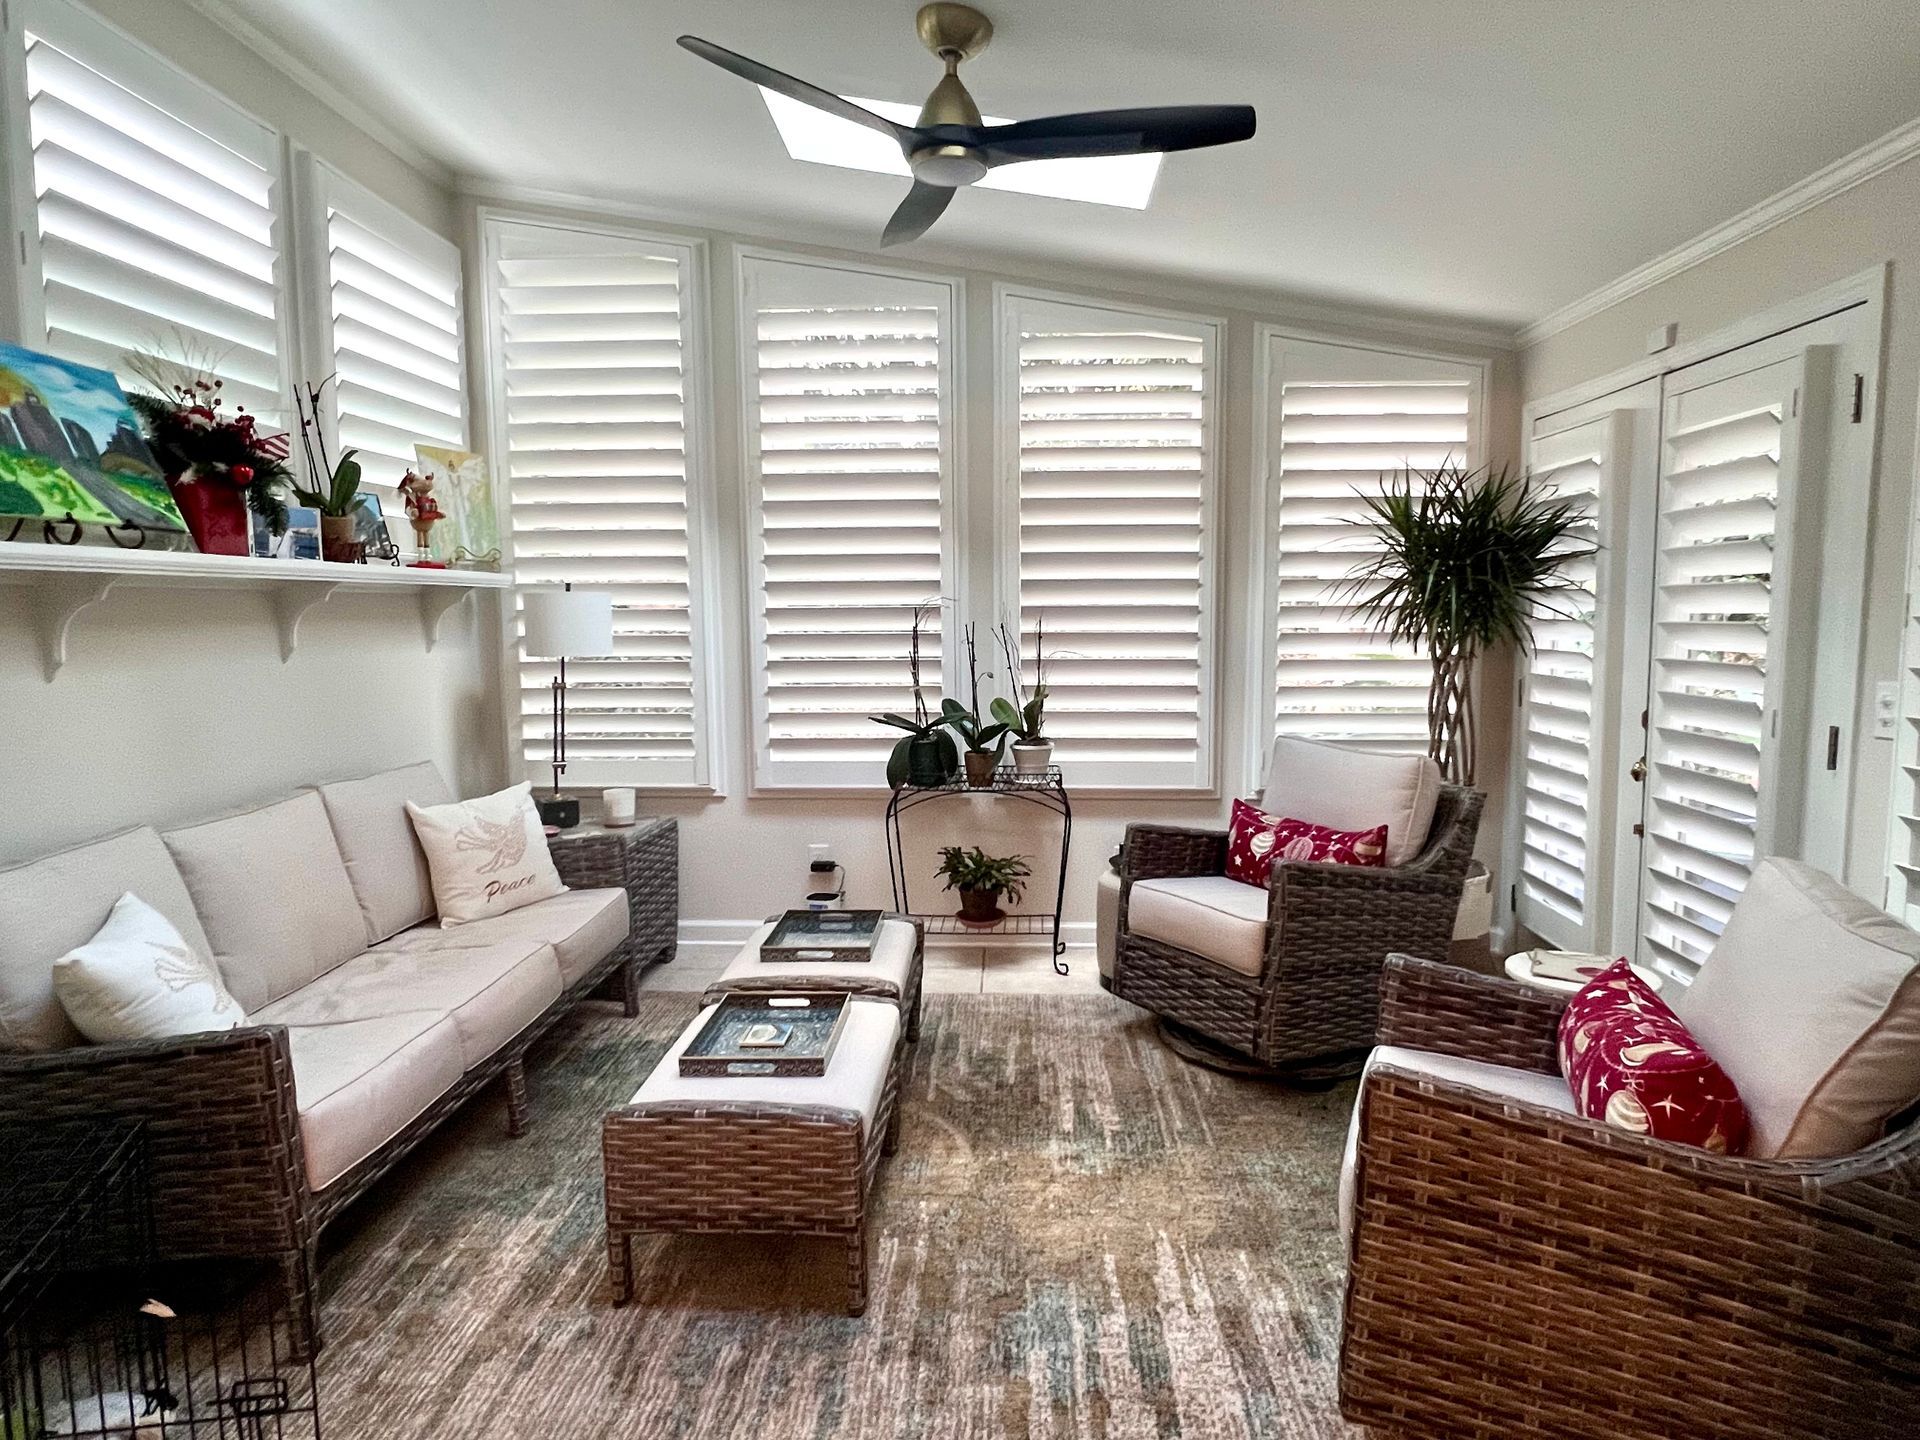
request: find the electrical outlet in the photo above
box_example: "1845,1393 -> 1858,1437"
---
1875,681 -> 1900,740
808,842 -> 834,868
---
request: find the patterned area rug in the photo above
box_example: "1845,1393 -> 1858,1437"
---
313,992 -> 1363,1439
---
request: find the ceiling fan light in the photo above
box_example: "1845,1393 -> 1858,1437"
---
909,144 -> 989,187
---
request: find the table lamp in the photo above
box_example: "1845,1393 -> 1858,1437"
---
520,584 -> 613,829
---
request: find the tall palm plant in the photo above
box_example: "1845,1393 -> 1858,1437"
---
1340,462 -> 1595,786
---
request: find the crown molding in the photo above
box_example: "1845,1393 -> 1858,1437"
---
1519,114 -> 1920,349
177,0 -> 455,185
458,176 -> 1521,353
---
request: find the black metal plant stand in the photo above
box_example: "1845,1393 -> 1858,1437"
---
884,765 -> 1073,974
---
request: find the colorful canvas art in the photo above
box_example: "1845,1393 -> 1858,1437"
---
0,340 -> 186,543
415,443 -> 501,570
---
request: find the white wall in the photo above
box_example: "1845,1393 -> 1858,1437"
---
0,0 -> 494,865
466,195 -> 1521,944
1521,150 -> 1920,900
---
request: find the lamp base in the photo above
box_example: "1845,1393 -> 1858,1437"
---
537,795 -> 581,830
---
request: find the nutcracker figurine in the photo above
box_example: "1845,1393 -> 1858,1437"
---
398,469 -> 447,569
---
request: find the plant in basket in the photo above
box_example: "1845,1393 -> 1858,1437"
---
125,350 -> 293,556
935,845 -> 1030,928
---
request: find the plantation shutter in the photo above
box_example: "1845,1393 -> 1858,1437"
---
488,218 -> 711,789
1892,515 -> 1920,928
1514,412 -> 1628,952
1006,294 -> 1220,790
740,256 -> 955,790
1264,336 -> 1479,758
1637,353 -> 1813,983
20,1 -> 288,414
305,160 -> 465,500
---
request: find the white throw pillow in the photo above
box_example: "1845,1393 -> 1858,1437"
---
52,892 -> 245,1043
406,782 -> 566,926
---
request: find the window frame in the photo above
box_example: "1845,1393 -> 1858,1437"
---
992,283 -> 1225,796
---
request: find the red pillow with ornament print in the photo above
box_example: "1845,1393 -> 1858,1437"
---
1224,799 -> 1388,888
1557,959 -> 1750,1154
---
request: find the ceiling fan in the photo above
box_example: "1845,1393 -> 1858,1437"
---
677,3 -> 1256,247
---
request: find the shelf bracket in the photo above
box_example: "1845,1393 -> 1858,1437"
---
27,574 -> 121,681
419,587 -> 473,651
270,583 -> 343,663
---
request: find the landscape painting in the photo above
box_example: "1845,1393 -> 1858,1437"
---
0,340 -> 186,542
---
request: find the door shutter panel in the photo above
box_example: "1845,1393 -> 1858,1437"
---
307,161 -> 465,498
488,218 -> 710,789
1265,337 -> 1478,758
1514,412 -> 1627,951
1639,355 -> 1812,983
1006,294 -> 1220,790
22,3 -> 287,413
740,256 -> 955,789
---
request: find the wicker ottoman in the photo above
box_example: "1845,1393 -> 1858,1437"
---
700,915 -> 923,1041
601,997 -> 903,1316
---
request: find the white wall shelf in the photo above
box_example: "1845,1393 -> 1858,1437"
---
0,546 -> 512,679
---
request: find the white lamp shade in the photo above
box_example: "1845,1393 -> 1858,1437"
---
521,589 -> 613,658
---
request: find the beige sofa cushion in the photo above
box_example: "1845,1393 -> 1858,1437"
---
1674,858 -> 1920,1159
1259,737 -> 1441,869
256,941 -> 563,1071
316,762 -> 452,944
0,827 -> 212,1052
53,892 -> 246,1044
283,1011 -> 464,1191
164,792 -> 366,1012
381,887 -> 629,989
1341,1045 -> 1575,1246
1128,875 -> 1270,978
629,997 -> 898,1123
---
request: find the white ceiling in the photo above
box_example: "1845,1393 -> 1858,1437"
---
205,0 -> 1920,332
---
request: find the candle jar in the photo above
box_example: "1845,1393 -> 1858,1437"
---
601,788 -> 637,827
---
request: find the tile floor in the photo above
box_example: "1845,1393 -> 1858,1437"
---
637,943 -> 1105,995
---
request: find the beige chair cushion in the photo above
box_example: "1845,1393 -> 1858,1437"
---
164,792 -> 366,1013
407,783 -> 566,926
283,1011 -> 464,1191
53,892 -> 246,1044
1259,737 -> 1441,869
1674,858 -> 1920,1159
1341,1045 -> 1575,1245
256,941 -> 563,1071
381,887 -> 629,989
629,997 -> 899,1123
316,762 -> 453,944
714,917 -> 918,996
1128,875 -> 1270,978
0,827 -> 213,1052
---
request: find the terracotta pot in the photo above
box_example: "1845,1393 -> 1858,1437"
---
956,886 -> 1005,927
168,470 -> 250,556
964,751 -> 996,788
320,513 -> 363,563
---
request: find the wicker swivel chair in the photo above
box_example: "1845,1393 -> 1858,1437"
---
1113,738 -> 1484,1070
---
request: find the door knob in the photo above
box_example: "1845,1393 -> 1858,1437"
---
1630,757 -> 1647,783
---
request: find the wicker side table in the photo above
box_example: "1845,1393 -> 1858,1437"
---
548,818 -> 679,1009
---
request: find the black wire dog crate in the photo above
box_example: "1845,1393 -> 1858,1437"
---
1,1121 -> 320,1439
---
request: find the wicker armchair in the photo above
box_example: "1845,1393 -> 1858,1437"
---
1340,955 -> 1920,1439
1112,783 -> 1483,1069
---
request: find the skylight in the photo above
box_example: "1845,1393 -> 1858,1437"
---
759,90 -> 1161,209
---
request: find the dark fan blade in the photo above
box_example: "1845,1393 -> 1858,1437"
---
977,104 -> 1255,165
881,180 -> 955,247
677,36 -> 908,145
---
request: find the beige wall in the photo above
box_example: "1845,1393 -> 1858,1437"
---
0,0 -> 490,865
466,196 -> 1521,944
1521,153 -> 1920,899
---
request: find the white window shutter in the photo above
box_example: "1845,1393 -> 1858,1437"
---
1263,336 -> 1479,761
304,160 -> 465,499
21,2 -> 288,414
1004,293 -> 1220,791
487,218 -> 711,790
740,255 -> 956,790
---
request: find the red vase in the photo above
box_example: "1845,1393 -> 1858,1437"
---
169,471 -> 250,556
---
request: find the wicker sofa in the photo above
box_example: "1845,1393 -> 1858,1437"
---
0,762 -> 675,1349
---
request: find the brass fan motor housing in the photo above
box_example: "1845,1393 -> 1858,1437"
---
916,4 -> 994,63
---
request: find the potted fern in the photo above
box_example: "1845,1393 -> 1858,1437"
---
935,845 -> 1031,927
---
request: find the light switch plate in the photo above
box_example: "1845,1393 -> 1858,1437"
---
1875,680 -> 1900,740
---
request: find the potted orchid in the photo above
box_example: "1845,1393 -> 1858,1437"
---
991,614 -> 1052,776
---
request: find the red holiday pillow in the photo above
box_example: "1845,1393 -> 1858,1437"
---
1558,960 -> 1749,1154
1224,799 -> 1388,888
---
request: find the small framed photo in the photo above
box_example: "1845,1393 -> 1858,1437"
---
350,490 -> 398,561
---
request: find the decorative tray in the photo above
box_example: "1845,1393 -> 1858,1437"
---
761,908 -> 884,963
678,992 -> 851,1077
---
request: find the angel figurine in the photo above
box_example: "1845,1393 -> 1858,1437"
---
398,468 -> 446,568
